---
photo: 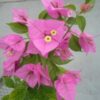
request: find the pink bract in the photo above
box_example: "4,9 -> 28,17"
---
0,34 -> 25,76
55,32 -> 72,60
28,19 -> 66,56
3,61 -> 19,77
41,0 -> 73,18
15,64 -> 52,88
71,28 -> 81,36
55,71 -> 80,100
2,34 -> 25,52
12,8 -> 28,24
79,32 -> 96,53
80,3 -> 93,13
26,41 -> 39,55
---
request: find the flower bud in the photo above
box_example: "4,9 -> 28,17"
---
80,3 -> 93,13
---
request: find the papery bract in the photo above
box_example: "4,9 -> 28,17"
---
15,64 -> 52,88
2,34 -> 25,52
36,65 -> 52,86
55,71 -> 80,100
55,32 -> 72,60
3,61 -> 19,77
12,8 -> 28,24
0,34 -> 25,76
26,41 -> 39,55
28,19 -> 66,56
41,0 -> 73,18
71,28 -> 81,36
79,32 -> 96,53
56,92 -> 62,100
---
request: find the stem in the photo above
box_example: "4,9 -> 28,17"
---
63,23 -> 73,39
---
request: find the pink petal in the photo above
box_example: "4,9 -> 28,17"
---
79,32 -> 96,53
53,0 -> 64,7
33,38 -> 46,55
44,40 -> 59,55
58,8 -> 73,17
28,20 -> 46,37
33,36 -> 59,56
3,60 -> 15,76
47,9 -> 59,18
44,20 -> 65,30
12,8 -> 28,24
0,39 -> 8,49
3,34 -> 25,52
15,64 -> 38,88
56,92 -> 62,100
38,66 -> 52,86
41,0 -> 51,8
26,41 -> 39,54
15,64 -> 30,79
55,71 -> 80,100
26,73 -> 38,88
52,24 -> 67,42
55,80 -> 76,100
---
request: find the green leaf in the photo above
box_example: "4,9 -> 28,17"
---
39,86 -> 56,100
2,95 -> 9,100
50,55 -> 72,65
64,4 -> 76,11
69,35 -> 81,51
67,17 -> 76,25
76,15 -> 86,32
47,61 -> 60,80
85,0 -> 95,4
3,85 -> 56,100
38,10 -> 51,19
3,77 -> 15,88
25,86 -> 56,100
9,84 -> 27,100
58,67 -> 67,74
7,22 -> 28,33
13,77 -> 22,87
39,56 -> 47,67
20,55 -> 40,66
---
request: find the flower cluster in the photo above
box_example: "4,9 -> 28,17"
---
0,0 -> 96,100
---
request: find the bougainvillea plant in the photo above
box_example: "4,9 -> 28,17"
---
0,0 -> 96,100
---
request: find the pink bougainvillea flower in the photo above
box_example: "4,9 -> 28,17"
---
71,28 -> 81,36
56,92 -> 62,100
36,65 -> 52,86
41,0 -> 73,18
15,64 -> 52,88
3,61 -> 19,77
26,41 -> 49,58
0,34 -> 25,76
55,32 -> 72,60
12,8 -> 28,24
26,41 -> 39,55
28,19 -> 66,56
55,71 -> 80,100
2,50 -> 23,76
2,34 -> 25,52
79,32 -> 96,53
15,64 -> 38,88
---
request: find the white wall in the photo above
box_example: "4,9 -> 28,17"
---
0,0 -> 100,100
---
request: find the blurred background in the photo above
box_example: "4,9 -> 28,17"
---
0,0 -> 100,100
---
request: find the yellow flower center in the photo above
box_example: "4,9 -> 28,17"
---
44,36 -> 52,43
50,30 -> 57,36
